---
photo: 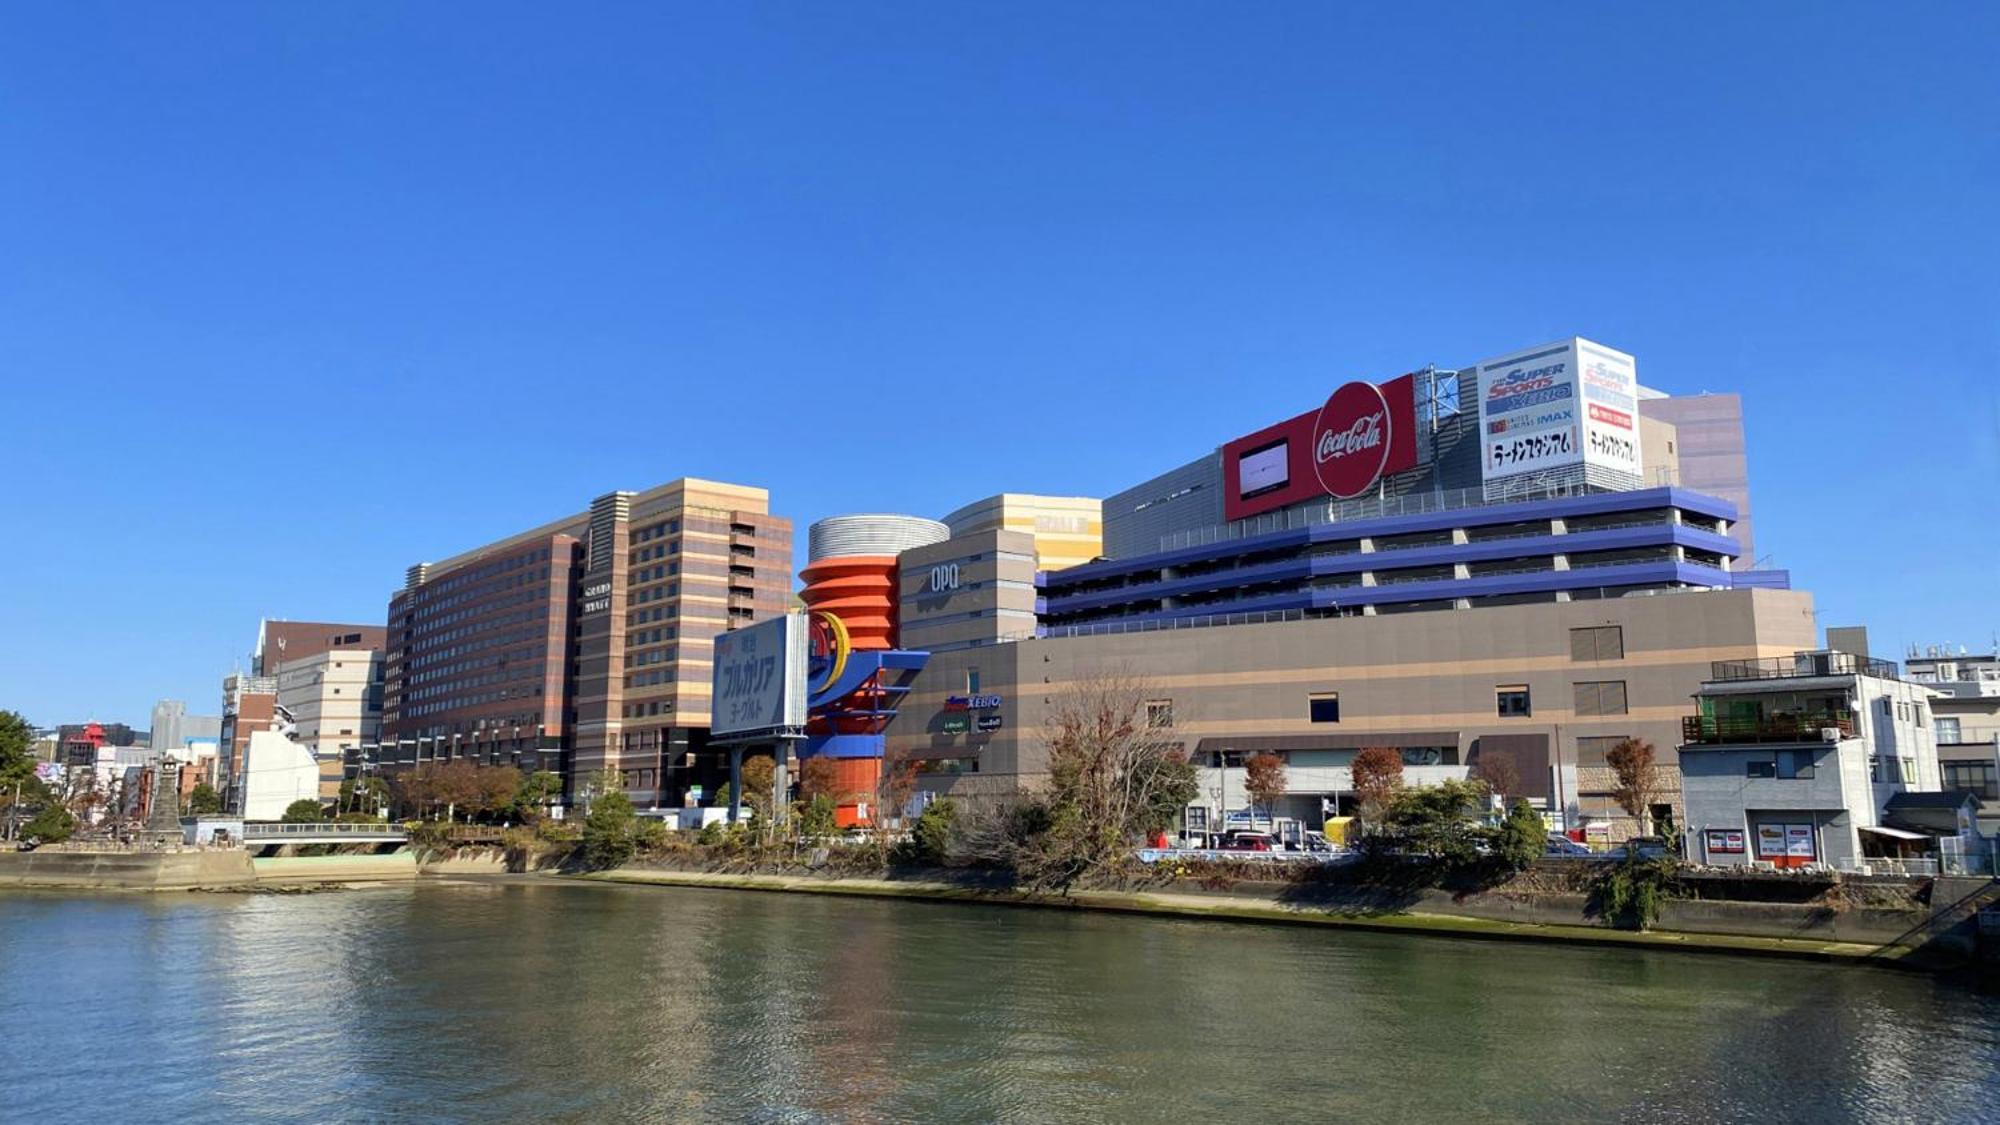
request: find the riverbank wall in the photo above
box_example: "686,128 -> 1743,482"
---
0,849 -> 257,890
0,848 -> 422,890
578,861 -> 1993,969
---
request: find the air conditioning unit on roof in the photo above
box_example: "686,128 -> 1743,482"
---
1820,727 -> 1842,742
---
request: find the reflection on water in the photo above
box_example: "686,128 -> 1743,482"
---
2,881 -> 1997,1122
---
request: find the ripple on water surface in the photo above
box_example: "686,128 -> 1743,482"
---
2,882 -> 1997,1123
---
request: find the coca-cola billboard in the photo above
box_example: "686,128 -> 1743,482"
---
1222,373 -> 1420,521
1311,381 -> 1393,499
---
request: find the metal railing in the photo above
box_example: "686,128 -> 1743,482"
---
1709,653 -> 1899,682
1043,608 -> 1313,639
1682,714 -> 1855,744
1159,480 -> 1607,552
241,822 -> 407,840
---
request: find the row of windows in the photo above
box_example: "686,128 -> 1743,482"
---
406,586 -> 547,630
413,547 -> 555,602
407,606 -> 545,656
634,519 -> 682,544
1871,756 -> 1922,784
1144,680 -> 1633,728
1881,697 -> 1931,726
1943,761 -> 1998,800
626,647 -> 678,668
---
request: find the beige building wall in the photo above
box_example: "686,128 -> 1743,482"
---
275,649 -> 383,801
889,587 -> 1819,835
943,493 -> 1103,572
1639,414 -> 1680,487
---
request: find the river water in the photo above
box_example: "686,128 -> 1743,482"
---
1,879 -> 1996,1123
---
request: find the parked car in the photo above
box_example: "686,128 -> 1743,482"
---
1218,832 -> 1276,852
1545,834 -> 1594,858
1299,831 -> 1337,854
1623,836 -> 1673,861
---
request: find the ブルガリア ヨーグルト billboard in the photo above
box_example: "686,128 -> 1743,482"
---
709,613 -> 808,739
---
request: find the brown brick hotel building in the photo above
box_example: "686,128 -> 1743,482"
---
375,477 -> 792,807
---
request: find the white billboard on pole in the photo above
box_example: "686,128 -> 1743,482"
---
1476,336 -> 1642,495
709,613 -> 807,739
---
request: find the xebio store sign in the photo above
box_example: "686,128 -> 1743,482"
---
1222,373 -> 1419,521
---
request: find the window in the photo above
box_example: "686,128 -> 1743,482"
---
1936,717 -> 1963,743
1942,761 -> 1998,800
1575,735 -> 1628,767
1569,626 -> 1625,662
1145,699 -> 1174,728
1309,692 -> 1340,723
965,669 -> 981,693
1873,756 -> 1897,784
1573,680 -> 1629,716
1777,749 -> 1816,780
1495,685 -> 1531,717
1745,758 -> 1778,779
1901,757 -> 1916,784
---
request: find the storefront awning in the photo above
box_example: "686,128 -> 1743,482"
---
1859,824 -> 1928,841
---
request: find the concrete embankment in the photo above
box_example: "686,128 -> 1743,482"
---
578,867 -> 1958,968
0,849 -> 257,890
253,852 -> 419,883
0,848 -> 422,890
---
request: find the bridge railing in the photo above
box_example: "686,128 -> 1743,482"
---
242,822 -> 407,839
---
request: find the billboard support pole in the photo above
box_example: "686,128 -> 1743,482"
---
726,745 -> 744,825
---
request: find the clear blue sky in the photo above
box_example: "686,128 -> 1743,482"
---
4,3 -> 1995,729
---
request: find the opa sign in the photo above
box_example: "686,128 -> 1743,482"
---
928,563 -> 961,593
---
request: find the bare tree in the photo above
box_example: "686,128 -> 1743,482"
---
1469,751 -> 1521,802
1605,738 -> 1663,835
966,675 -> 1198,892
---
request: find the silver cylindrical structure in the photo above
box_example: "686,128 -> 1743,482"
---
808,514 -> 950,562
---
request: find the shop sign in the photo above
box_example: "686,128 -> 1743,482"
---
944,694 -> 1003,711
1704,828 -> 1746,855
975,714 -> 1003,733
941,714 -> 970,734
1311,380 -> 1394,499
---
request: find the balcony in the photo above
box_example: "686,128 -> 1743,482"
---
1682,713 -> 1856,745
1708,652 -> 1899,683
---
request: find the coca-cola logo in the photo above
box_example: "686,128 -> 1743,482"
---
1311,380 -> 1393,499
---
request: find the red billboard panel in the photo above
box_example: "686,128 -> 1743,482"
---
1222,373 -> 1420,521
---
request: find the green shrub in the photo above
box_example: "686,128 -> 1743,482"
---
280,799 -> 324,824
905,798 -> 957,865
1493,799 -> 1544,872
22,805 -> 75,845
634,817 -> 668,853
697,819 -> 727,847
582,791 -> 637,869
796,794 -> 838,839
1597,851 -> 1679,930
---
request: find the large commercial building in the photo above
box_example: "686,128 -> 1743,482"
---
869,334 -> 1822,839
377,478 -> 792,806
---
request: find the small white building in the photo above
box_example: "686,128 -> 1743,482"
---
1679,650 -> 1944,871
238,729 -> 323,821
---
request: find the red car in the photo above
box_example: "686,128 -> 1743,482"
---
1218,832 -> 1276,852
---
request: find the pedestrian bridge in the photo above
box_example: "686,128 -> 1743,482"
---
242,822 -> 409,845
